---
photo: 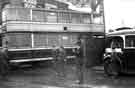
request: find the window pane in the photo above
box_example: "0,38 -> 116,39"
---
6,8 -> 17,21
8,33 -> 31,48
58,12 -> 70,23
82,14 -> 91,24
60,34 -> 71,47
71,34 -> 78,46
46,11 -> 57,23
93,14 -> 104,24
71,13 -> 81,23
48,34 -> 59,47
34,33 -> 47,48
16,8 -> 30,21
126,36 -> 135,47
33,33 -> 78,48
32,10 -> 46,22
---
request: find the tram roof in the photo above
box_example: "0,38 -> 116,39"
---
4,7 -> 92,14
106,28 -> 135,36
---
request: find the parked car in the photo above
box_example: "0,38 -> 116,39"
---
103,28 -> 135,76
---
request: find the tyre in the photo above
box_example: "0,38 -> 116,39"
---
104,59 -> 120,77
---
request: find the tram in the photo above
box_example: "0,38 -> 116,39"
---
0,6 -> 104,66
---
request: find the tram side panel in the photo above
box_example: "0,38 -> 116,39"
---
7,32 -> 78,63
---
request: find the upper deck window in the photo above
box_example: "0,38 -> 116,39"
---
3,8 -> 92,24
32,10 -> 46,22
81,14 -> 91,24
57,12 -> 70,23
4,8 -> 31,21
125,35 -> 135,48
46,11 -> 57,23
71,13 -> 81,23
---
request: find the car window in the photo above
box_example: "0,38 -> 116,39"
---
110,40 -> 123,49
125,35 -> 135,47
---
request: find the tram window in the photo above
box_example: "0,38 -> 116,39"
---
57,12 -> 63,23
60,34 -> 71,47
6,8 -> 17,21
46,11 -> 57,23
82,14 -> 91,24
16,8 -> 30,21
71,13 -> 81,23
126,35 -> 135,47
48,34 -> 59,47
34,33 -> 48,48
58,12 -> 70,23
32,10 -> 45,22
8,33 -> 31,48
71,34 -> 78,46
93,15 -> 103,24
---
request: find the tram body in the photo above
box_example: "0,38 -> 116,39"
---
0,7 -> 104,65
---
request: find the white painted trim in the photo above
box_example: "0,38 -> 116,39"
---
31,33 -> 34,48
6,21 -> 104,33
8,46 -> 78,51
6,21 -> 102,26
30,9 -> 32,21
10,57 -> 53,63
67,56 -> 76,59
9,56 -> 76,63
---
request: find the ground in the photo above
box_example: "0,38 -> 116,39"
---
0,61 -> 135,88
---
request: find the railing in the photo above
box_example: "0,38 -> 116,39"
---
3,8 -> 103,24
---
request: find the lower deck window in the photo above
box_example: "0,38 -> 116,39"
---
34,33 -> 78,48
8,33 -> 31,48
34,33 -> 48,48
7,33 -> 78,49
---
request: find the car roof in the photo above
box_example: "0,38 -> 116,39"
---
106,28 -> 135,36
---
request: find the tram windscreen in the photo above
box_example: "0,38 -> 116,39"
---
125,35 -> 135,48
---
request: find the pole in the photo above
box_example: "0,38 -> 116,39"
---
102,0 -> 106,34
79,35 -> 87,84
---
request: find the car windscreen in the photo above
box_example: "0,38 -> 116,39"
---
106,37 -> 123,49
125,35 -> 135,48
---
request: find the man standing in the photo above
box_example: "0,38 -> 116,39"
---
56,46 -> 66,77
75,35 -> 86,84
52,45 -> 58,74
0,47 -> 9,79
